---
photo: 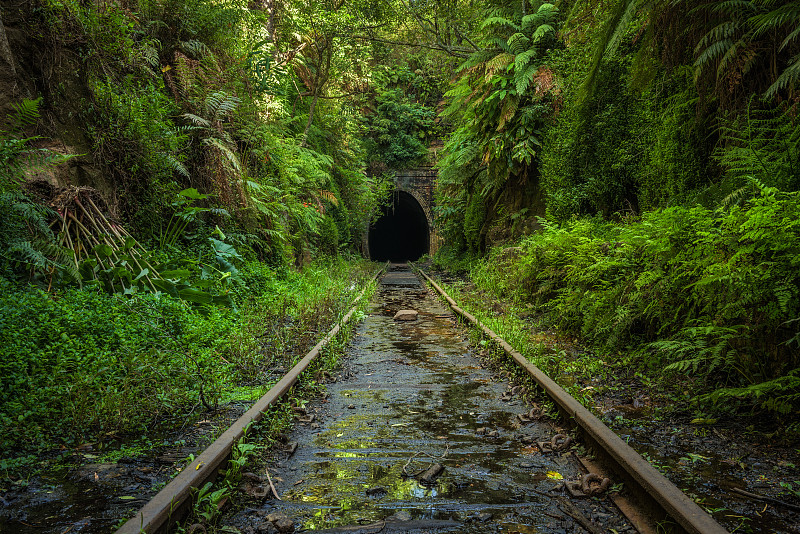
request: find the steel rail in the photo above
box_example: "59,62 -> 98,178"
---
417,269 -> 728,534
116,263 -> 388,534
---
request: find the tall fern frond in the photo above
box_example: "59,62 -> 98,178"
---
481,17 -> 520,32
514,49 -> 537,70
204,137 -> 242,173
485,53 -> 514,79
138,41 -> 161,70
716,39 -> 747,79
166,154 -> 190,178
497,98 -> 519,131
182,113 -> 211,128
766,53 -> 800,97
10,98 -> 42,132
515,62 -> 539,95
695,21 -> 738,52
507,33 -> 530,55
577,0 -> 644,103
457,49 -> 499,73
750,2 -> 800,42
522,4 -> 558,33
532,24 -> 555,44
205,91 -> 240,122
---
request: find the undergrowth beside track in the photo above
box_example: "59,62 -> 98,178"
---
0,257 -> 378,471
177,278 -> 376,531
431,187 -> 800,434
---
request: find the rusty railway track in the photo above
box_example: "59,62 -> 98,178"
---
416,268 -> 728,534
116,264 -> 728,534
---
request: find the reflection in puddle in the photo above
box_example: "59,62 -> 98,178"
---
246,269 -> 630,533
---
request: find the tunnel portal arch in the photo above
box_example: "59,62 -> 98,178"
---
368,189 -> 430,262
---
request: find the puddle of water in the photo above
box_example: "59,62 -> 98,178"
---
223,270 -> 634,533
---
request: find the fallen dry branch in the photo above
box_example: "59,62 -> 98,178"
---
730,487 -> 800,513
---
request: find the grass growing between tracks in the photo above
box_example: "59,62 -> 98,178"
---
179,282 -> 375,531
0,257 -> 378,473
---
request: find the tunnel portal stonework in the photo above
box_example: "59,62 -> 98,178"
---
366,166 -> 442,261
394,166 -> 435,227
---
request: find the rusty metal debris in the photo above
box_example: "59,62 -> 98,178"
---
566,473 -> 612,498
517,406 -> 541,423
538,433 -> 572,453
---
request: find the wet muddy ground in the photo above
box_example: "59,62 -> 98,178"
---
0,404 -> 249,533
223,266 -> 635,533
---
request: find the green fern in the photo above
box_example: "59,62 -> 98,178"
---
715,98 -> 800,192
9,98 -> 42,132
0,191 -> 77,284
701,369 -> 800,414
507,32 -> 530,55
692,0 -> 800,100
1,98 -> 76,190
481,17 -> 520,32
766,54 -> 800,97
578,0 -> 644,103
180,39 -> 212,59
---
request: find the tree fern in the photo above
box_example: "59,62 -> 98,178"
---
437,1 -> 561,252
481,17 -> 520,32
766,52 -> 800,97
507,32 -> 530,55
578,0 -> 645,103
692,0 -> 800,100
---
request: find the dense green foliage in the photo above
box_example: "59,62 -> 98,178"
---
0,257 -> 374,459
3,0 -> 800,464
470,186 -> 800,419
363,66 -> 441,171
436,2 -> 560,252
428,0 -> 800,424
0,0 -> 402,465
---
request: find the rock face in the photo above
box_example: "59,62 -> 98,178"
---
393,309 -> 419,321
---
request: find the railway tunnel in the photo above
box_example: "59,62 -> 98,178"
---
368,190 -> 430,262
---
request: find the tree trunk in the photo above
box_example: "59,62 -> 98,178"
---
249,0 -> 277,43
0,7 -> 17,80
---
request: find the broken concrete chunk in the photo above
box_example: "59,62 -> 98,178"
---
273,518 -> 294,533
393,510 -> 412,521
265,513 -> 294,533
393,309 -> 419,321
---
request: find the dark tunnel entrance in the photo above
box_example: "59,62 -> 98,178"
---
368,190 -> 430,262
